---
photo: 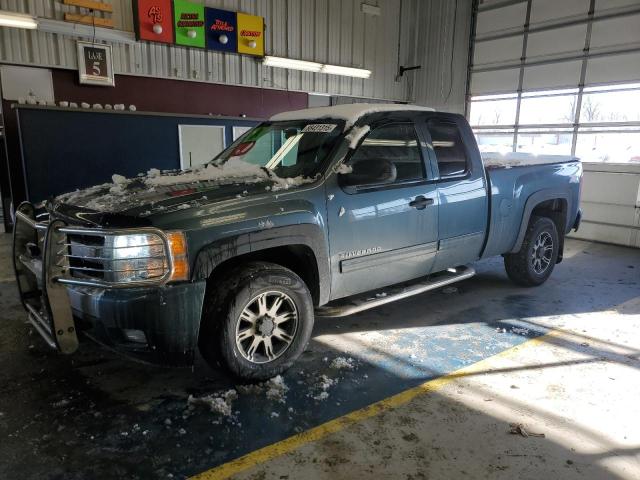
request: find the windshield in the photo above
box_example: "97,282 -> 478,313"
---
213,120 -> 344,179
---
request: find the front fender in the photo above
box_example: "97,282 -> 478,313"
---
192,223 -> 331,305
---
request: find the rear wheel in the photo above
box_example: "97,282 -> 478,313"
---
504,216 -> 559,287
199,262 -> 314,381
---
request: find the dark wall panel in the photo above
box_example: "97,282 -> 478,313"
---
52,70 -> 307,118
17,107 -> 258,203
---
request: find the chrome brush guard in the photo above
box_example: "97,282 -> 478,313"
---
12,202 -> 78,353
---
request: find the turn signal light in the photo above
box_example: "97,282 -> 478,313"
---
166,231 -> 189,282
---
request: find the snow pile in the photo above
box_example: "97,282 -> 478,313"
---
335,163 -> 353,174
271,104 -> 435,130
265,375 -> 289,403
145,158 -> 268,187
482,152 -> 578,169
312,374 -> 336,401
56,158 -> 319,212
344,125 -> 370,149
329,357 -> 356,370
187,389 -> 238,417
235,374 -> 290,403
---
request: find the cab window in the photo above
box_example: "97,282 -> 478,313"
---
348,123 -> 426,185
427,119 -> 469,178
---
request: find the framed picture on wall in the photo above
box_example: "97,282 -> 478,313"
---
76,41 -> 115,87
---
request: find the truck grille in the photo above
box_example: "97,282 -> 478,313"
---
65,232 -> 169,283
67,234 -> 106,280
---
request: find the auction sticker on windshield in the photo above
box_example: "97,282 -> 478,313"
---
302,124 -> 337,133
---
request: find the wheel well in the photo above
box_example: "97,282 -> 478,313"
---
204,245 -> 321,305
531,198 -> 567,262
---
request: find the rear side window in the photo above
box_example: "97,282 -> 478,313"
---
427,119 -> 469,178
349,123 -> 425,184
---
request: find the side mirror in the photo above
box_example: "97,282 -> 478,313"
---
340,158 -> 397,188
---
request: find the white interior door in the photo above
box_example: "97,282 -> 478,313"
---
179,125 -> 226,170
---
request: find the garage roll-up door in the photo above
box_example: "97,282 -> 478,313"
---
471,0 -> 640,96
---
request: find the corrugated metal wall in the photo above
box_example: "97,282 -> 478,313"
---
411,0 -> 473,113
0,0 -> 473,108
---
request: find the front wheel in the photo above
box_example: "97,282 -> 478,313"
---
199,262 -> 314,381
504,216 -> 559,287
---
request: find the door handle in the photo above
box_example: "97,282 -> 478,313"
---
409,195 -> 434,210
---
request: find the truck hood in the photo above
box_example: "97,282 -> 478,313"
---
52,160 -> 316,225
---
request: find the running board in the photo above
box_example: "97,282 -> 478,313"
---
315,265 -> 475,318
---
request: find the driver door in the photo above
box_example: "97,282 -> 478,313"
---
326,122 -> 439,300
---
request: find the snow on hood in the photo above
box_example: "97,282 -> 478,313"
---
481,152 -> 579,168
270,103 -> 435,130
55,158 -> 317,214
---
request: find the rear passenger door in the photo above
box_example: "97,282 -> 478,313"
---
424,115 -> 488,271
326,121 -> 439,299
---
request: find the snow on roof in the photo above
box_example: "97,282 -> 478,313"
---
481,151 -> 579,168
270,103 -> 435,130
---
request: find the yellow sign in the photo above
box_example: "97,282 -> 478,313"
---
236,12 -> 264,56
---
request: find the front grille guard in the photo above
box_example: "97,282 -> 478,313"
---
12,201 -> 175,353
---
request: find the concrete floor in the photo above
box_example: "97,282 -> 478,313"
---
0,234 -> 638,479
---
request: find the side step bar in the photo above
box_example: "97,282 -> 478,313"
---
316,265 -> 475,318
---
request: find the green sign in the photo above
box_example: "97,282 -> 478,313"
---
173,0 -> 205,48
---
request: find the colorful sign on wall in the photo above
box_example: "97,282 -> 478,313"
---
173,0 -> 205,48
133,0 -> 264,57
205,8 -> 237,52
236,12 -> 264,56
133,0 -> 174,44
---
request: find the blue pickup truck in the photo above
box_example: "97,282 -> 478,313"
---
13,104 -> 582,380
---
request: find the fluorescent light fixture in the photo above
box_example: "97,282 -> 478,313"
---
263,56 -> 322,72
263,56 -> 372,79
0,11 -> 37,29
321,64 -> 371,78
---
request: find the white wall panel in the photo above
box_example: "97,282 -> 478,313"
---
476,2 -> 526,35
595,0 -> 640,11
530,0 -> 589,23
590,14 -> 640,49
471,67 -> 520,95
586,51 -> 640,85
522,60 -> 582,90
569,164 -> 640,248
473,36 -> 523,66
526,24 -> 587,59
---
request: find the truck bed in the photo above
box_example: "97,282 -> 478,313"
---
481,158 -> 582,259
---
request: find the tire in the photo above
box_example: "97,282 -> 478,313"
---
504,216 -> 559,287
199,261 -> 314,381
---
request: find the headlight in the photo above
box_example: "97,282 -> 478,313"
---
102,231 -> 188,284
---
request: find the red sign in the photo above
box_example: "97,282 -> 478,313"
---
231,142 -> 255,157
134,0 -> 174,44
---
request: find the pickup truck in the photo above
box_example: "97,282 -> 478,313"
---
13,104 -> 583,380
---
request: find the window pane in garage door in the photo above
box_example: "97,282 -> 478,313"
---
475,131 -> 515,153
579,88 -> 640,123
469,97 -> 517,126
519,93 -> 578,125
576,131 -> 640,163
517,130 -> 573,155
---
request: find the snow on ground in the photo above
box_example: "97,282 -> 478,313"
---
271,104 -> 435,130
329,357 -> 357,370
187,389 -> 238,417
311,374 -> 337,401
482,152 -> 578,168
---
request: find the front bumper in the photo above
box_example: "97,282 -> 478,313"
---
68,281 -> 206,366
12,202 -> 205,367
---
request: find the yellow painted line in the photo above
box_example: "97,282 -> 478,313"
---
191,330 -> 558,480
